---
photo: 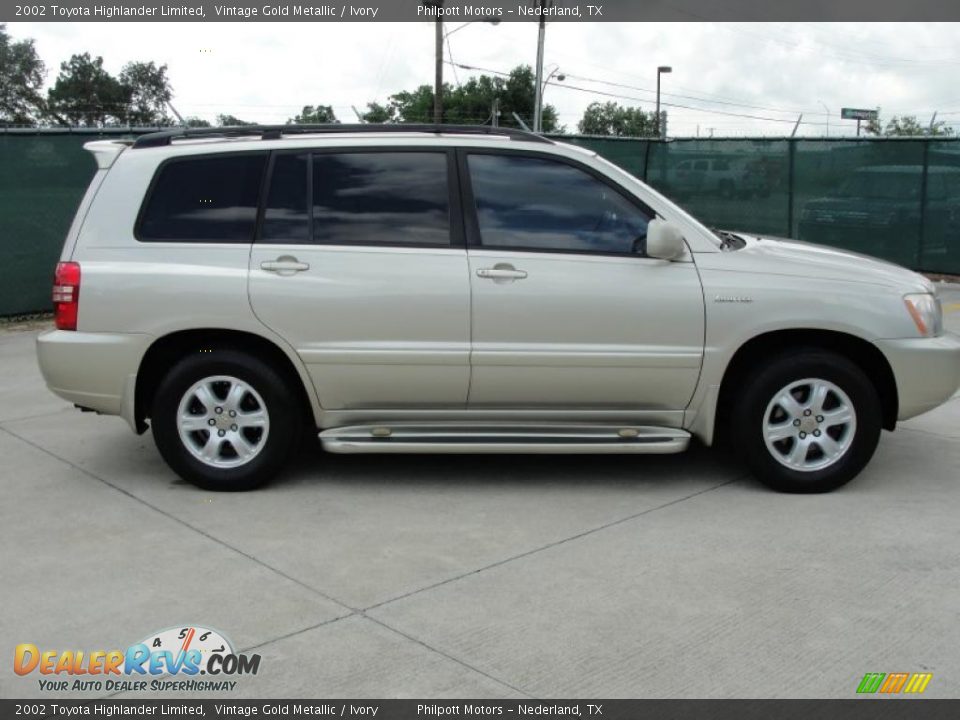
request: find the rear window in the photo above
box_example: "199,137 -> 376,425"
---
138,153 -> 267,243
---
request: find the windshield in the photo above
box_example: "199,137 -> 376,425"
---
838,171 -> 920,200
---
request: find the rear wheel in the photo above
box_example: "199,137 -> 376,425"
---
732,350 -> 882,493
151,350 -> 302,490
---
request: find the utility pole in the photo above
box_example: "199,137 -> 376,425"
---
791,114 -> 803,137
929,111 -> 939,134
533,0 -> 550,133
492,97 -> 500,127
433,1 -> 444,125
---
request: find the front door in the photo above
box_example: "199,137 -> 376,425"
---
461,150 -> 705,411
249,149 -> 470,409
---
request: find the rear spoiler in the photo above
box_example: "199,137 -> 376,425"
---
83,139 -> 134,169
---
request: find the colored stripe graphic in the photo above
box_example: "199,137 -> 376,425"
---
858,672 -> 932,694
880,673 -> 909,693
904,673 -> 933,694
857,673 -> 886,694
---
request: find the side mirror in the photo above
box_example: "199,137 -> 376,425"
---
645,219 -> 686,260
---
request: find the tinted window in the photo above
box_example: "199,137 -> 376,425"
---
261,153 -> 309,242
467,154 -> 653,255
139,154 -> 266,242
312,152 -> 450,246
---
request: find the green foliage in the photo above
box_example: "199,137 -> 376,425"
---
885,114 -> 954,137
45,54 -> 174,126
577,101 -> 658,137
215,114 -> 256,126
0,24 -> 46,124
359,102 -> 393,123
184,116 -> 211,127
46,53 -> 127,126
360,65 -> 558,130
119,61 -> 173,126
862,111 -> 954,137
289,105 -> 339,124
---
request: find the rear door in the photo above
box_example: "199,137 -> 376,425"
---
248,148 -> 471,410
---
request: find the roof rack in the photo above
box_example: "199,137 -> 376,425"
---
131,123 -> 552,149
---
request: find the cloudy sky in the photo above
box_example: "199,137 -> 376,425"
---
9,21 -> 960,136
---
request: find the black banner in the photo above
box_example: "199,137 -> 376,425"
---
4,0 -> 960,22
6,700 -> 960,720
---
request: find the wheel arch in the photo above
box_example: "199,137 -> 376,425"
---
714,329 -> 899,447
134,328 -> 319,434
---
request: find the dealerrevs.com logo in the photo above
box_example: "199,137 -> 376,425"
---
14,625 -> 261,693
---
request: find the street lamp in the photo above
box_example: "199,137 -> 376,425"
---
656,65 -> 672,139
542,65 -> 565,96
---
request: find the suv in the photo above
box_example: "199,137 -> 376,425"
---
37,125 -> 960,493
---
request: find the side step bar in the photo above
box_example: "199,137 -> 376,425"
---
319,424 -> 691,455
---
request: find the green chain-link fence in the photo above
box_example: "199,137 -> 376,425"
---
3,130 -> 960,316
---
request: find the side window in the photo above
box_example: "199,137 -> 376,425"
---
261,153 -> 309,243
467,153 -> 654,255
138,154 -> 266,243
312,152 -> 450,246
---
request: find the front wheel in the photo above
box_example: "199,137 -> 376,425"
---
151,350 -> 302,491
732,350 -> 882,493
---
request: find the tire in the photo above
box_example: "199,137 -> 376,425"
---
731,349 -> 882,493
151,349 -> 303,491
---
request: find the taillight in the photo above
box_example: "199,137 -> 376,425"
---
53,262 -> 81,331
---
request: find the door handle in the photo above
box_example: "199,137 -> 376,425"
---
260,256 -> 310,275
476,265 -> 528,281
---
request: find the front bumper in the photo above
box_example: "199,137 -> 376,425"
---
876,332 -> 960,420
36,330 -> 153,431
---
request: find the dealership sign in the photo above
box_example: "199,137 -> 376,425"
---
841,108 -> 879,120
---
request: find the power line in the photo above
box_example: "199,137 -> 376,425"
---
447,61 -> 830,126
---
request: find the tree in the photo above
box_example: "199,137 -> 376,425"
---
862,111 -> 882,136
578,101 -> 658,137
359,102 -> 393,123
0,24 -> 46,124
119,61 -> 173,125
46,53 -> 126,126
216,114 -> 256,126
360,65 -> 558,131
861,111 -> 953,137
183,116 -> 211,127
288,105 -> 338,124
884,114 -> 953,137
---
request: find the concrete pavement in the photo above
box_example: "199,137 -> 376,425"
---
1,297 -> 958,699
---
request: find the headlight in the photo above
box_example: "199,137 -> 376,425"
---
903,293 -> 943,337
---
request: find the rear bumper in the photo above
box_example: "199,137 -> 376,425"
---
876,332 -> 960,421
36,330 -> 153,431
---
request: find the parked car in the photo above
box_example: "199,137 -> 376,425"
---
37,125 -> 960,493
798,165 -> 960,268
665,157 -> 770,199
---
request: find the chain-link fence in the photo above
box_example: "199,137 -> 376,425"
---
3,129 -> 960,316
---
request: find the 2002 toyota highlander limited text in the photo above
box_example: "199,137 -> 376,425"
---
36,125 -> 960,492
